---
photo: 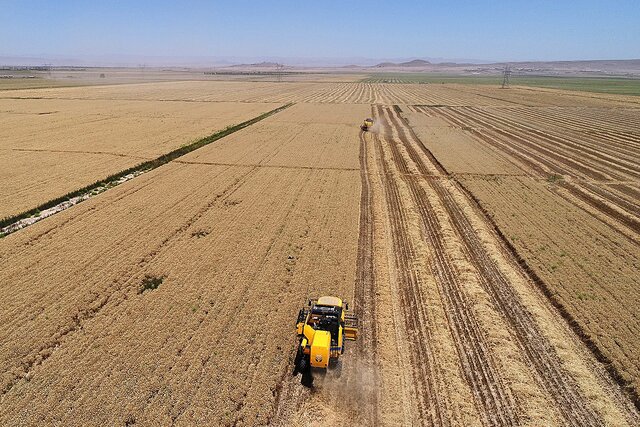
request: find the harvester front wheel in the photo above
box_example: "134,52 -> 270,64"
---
293,346 -> 304,376
301,369 -> 314,388
294,349 -> 313,387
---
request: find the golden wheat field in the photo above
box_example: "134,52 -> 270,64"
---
0,95 -> 280,219
0,78 -> 639,426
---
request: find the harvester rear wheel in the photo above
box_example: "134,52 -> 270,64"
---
301,371 -> 313,387
328,359 -> 342,378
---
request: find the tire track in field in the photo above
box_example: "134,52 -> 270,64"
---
376,105 -> 520,426
399,105 -> 639,236
372,134 -> 450,425
8,147 -> 152,160
387,104 -> 611,425
422,106 -> 575,176
507,105 -> 640,137
352,130 -> 379,424
430,104 -> 640,184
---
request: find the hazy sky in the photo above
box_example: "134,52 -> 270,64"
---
1,0 -> 639,62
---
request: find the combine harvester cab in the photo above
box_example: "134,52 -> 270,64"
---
293,296 -> 358,387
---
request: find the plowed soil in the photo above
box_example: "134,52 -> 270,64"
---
0,80 -> 638,426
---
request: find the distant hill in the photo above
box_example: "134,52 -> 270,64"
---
375,59 -> 432,68
228,61 -> 283,68
360,58 -> 640,77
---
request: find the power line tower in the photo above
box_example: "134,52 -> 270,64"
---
501,64 -> 511,89
276,63 -> 284,82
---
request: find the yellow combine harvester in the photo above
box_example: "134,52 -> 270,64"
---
293,296 -> 358,387
361,118 -> 374,131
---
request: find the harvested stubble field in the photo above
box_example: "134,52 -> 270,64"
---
0,78 -> 639,426
402,99 -> 640,395
10,79 -> 637,106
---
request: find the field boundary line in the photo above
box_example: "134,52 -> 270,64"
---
7,147 -> 151,160
173,159 -> 359,172
353,129 -> 379,423
0,102 -> 293,235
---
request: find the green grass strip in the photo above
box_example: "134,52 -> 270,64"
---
361,73 -> 640,96
0,103 -> 293,231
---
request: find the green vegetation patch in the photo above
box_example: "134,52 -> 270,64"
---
139,275 -> 164,294
362,73 -> 640,96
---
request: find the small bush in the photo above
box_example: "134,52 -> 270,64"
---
191,230 -> 209,238
547,174 -> 564,184
139,275 -> 164,294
